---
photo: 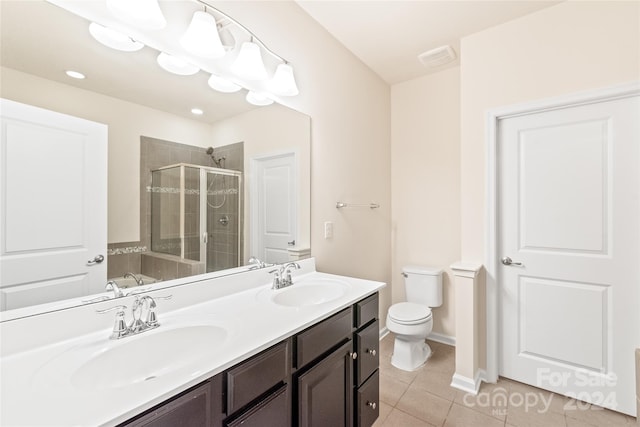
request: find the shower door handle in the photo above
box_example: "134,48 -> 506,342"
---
202,232 -> 208,244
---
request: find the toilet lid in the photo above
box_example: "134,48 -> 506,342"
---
388,302 -> 432,324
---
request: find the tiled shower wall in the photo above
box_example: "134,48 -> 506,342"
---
107,137 -> 243,280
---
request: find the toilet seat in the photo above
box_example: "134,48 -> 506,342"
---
388,302 -> 432,325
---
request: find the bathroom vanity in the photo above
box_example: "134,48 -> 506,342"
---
122,293 -> 379,427
0,259 -> 384,427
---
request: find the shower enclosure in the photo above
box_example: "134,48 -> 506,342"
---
150,163 -> 242,273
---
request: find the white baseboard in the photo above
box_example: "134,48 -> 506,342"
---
379,326 -> 389,340
379,328 -> 455,346
427,332 -> 456,347
450,371 -> 483,395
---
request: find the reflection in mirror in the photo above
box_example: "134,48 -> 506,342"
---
0,0 -> 310,318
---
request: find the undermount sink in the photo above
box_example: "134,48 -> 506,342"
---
33,324 -> 227,391
259,278 -> 351,307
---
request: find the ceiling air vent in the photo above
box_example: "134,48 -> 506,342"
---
417,45 -> 456,69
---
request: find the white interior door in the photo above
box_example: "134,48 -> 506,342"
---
498,94 -> 639,415
251,152 -> 296,264
0,99 -> 107,310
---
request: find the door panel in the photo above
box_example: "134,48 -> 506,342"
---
251,153 -> 296,264
498,95 -> 639,415
0,99 -> 107,310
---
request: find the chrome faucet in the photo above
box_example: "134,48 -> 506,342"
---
97,294 -> 172,340
106,280 -> 125,298
248,256 -> 270,270
270,262 -> 301,289
124,272 -> 144,286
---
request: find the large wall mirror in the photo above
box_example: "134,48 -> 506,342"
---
0,0 -> 311,319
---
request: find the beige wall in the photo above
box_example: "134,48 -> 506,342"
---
460,1 -> 640,370
460,0 -> 640,262
216,2 -> 392,323
0,66 -> 213,244
390,67 -> 460,338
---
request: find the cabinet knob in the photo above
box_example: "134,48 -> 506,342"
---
350,351 -> 358,360
366,348 -> 377,357
367,401 -> 377,410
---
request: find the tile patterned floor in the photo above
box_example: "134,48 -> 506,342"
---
374,334 -> 637,427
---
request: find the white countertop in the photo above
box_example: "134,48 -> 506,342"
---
0,262 -> 384,426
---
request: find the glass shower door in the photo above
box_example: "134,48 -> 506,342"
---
200,168 -> 242,273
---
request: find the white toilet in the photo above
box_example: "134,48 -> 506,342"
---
386,265 -> 443,371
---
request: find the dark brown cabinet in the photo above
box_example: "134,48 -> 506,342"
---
297,340 -> 354,427
121,292 -> 380,427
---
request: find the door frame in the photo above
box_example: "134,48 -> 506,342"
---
484,81 -> 640,383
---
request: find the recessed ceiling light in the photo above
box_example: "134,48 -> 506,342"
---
191,108 -> 204,115
65,70 -> 86,79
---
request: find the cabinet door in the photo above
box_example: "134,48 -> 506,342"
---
120,382 -> 211,427
297,340 -> 353,427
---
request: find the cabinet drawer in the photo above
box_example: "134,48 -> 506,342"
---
356,319 -> 379,386
226,340 -> 289,414
356,371 -> 379,427
355,293 -> 378,328
296,307 -> 353,368
225,384 -> 289,427
121,382 -> 211,427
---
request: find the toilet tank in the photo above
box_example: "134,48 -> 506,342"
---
402,265 -> 443,307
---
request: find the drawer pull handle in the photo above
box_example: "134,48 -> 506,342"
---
367,401 -> 377,410
366,348 -> 377,357
350,351 -> 358,360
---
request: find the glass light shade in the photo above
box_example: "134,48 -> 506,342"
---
207,74 -> 241,93
156,52 -> 199,76
106,0 -> 166,30
246,91 -> 274,106
180,11 -> 225,59
269,63 -> 299,96
89,23 -> 144,52
231,42 -> 267,81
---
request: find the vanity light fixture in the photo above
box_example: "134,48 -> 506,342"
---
207,74 -> 241,93
156,52 -> 199,76
65,70 -> 86,79
180,10 -> 225,59
232,40 -> 268,81
89,23 -> 144,52
269,63 -> 299,96
191,108 -> 204,115
106,0 -> 166,30
246,91 -> 274,106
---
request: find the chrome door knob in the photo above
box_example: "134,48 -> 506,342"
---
501,256 -> 523,266
87,254 -> 105,265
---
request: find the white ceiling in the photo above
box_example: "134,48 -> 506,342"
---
296,0 -> 562,84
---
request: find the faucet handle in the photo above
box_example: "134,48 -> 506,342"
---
269,268 -> 282,289
96,305 -> 129,340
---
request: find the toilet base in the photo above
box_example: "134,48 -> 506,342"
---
391,336 -> 432,371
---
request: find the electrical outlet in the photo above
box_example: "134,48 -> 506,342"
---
324,221 -> 333,239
